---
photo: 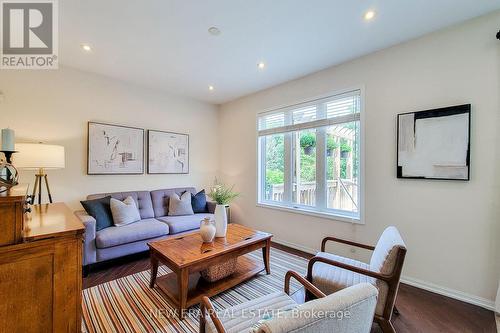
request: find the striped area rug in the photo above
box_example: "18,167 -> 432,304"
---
82,248 -> 308,333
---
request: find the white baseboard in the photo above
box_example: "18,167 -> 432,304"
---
401,276 -> 495,311
273,238 -> 318,255
272,238 -> 496,311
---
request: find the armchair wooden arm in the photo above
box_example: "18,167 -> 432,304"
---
307,256 -> 392,282
321,236 -> 375,252
199,296 -> 226,333
284,270 -> 326,299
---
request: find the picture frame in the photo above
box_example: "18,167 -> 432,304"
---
87,122 -> 144,175
396,104 -> 471,181
147,129 -> 189,174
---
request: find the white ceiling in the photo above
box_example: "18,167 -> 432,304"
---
60,1 -> 500,104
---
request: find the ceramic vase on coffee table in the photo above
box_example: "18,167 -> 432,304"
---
200,218 -> 216,242
214,204 -> 228,237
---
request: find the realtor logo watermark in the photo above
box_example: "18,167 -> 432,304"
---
1,0 -> 58,69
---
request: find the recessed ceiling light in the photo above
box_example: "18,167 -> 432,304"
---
257,62 -> 266,69
208,85 -> 215,91
208,27 -> 221,36
364,10 -> 376,21
81,44 -> 92,52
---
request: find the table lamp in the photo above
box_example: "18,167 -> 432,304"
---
14,143 -> 65,204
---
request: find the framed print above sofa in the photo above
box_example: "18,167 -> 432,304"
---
87,122 -> 144,175
147,130 -> 189,174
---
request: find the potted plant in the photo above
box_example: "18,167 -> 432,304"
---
208,178 -> 239,237
326,137 -> 338,157
300,133 -> 316,155
340,142 -> 352,159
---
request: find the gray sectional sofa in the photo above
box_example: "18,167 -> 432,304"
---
74,187 -> 216,270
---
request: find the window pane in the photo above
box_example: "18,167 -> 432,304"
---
292,105 -> 317,124
264,134 -> 285,201
326,122 -> 359,214
258,112 -> 285,130
326,95 -> 360,119
293,129 -> 316,206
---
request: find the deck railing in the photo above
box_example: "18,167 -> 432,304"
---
267,179 -> 358,212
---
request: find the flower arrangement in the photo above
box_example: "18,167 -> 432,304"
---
208,178 -> 239,205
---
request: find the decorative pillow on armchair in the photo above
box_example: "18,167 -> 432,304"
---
168,192 -> 194,216
110,196 -> 141,226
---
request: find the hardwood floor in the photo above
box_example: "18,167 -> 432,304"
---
83,243 -> 497,333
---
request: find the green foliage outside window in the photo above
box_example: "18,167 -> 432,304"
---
300,151 -> 316,182
340,139 -> 352,153
266,169 -> 284,185
327,136 -> 338,151
265,131 -> 355,186
300,132 -> 316,149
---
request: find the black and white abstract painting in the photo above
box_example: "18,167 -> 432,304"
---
88,122 -> 144,174
148,130 -> 189,174
397,104 -> 470,180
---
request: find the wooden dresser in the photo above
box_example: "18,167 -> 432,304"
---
0,186 -> 84,333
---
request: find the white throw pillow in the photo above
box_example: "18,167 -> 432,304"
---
168,192 -> 194,216
110,196 -> 141,227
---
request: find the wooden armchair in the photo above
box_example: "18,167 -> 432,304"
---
200,271 -> 378,333
306,226 -> 407,333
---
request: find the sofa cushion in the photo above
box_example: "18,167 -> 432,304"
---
87,191 -> 154,219
110,196 -> 141,226
191,189 -> 208,213
95,218 -> 169,249
151,187 -> 196,217
168,192 -> 194,216
80,196 -> 113,231
157,213 -> 213,234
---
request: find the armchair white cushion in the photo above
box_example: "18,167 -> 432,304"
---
259,283 -> 378,333
205,292 -> 297,333
370,226 -> 406,275
206,283 -> 378,333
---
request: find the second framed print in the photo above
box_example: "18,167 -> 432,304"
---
148,130 -> 189,174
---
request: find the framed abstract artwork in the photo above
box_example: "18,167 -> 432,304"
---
397,104 -> 471,181
87,122 -> 144,175
147,130 -> 189,174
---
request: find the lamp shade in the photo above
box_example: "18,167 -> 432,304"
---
14,143 -> 65,170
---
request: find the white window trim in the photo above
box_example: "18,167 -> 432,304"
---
256,86 -> 365,225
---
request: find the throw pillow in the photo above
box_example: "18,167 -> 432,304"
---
191,189 -> 208,213
80,196 -> 113,231
110,196 -> 141,227
168,191 -> 194,216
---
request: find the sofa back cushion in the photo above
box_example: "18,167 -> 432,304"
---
87,191 -> 154,219
191,189 -> 208,213
370,226 -> 406,275
168,192 -> 194,216
150,187 -> 196,217
80,196 -> 113,231
110,196 -> 142,226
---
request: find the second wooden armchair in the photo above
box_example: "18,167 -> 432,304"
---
306,226 -> 407,333
200,270 -> 378,333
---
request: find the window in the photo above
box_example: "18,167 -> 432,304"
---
258,90 -> 362,221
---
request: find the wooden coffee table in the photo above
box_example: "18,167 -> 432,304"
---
148,224 -> 272,318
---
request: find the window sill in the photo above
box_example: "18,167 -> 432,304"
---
256,202 -> 363,224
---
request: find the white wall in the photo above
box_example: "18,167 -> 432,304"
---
0,67 -> 219,210
218,12 -> 500,307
